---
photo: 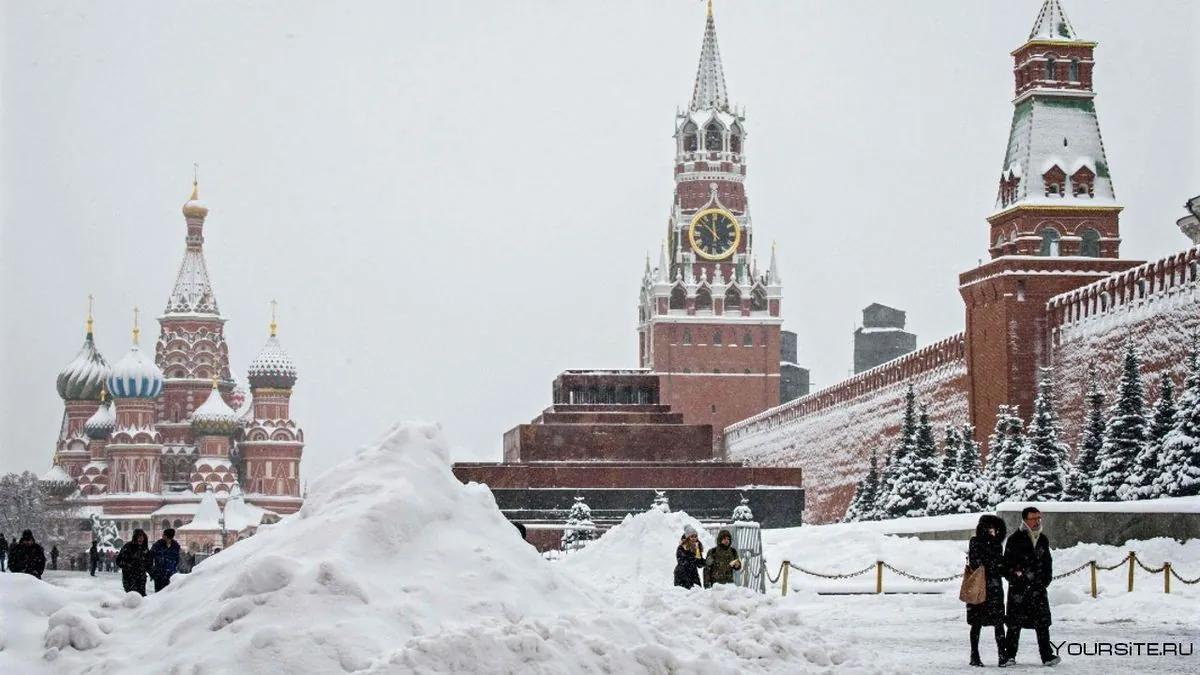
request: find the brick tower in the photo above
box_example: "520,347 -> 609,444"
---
959,0 -> 1139,448
155,180 -> 236,487
638,1 -> 783,450
104,313 -> 167,516
240,311 -> 304,514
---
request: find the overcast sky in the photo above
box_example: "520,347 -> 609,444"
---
2,1 -> 1197,481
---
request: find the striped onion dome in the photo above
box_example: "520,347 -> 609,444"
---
56,332 -> 110,401
247,334 -> 297,389
106,342 -> 164,399
83,400 -> 116,440
190,383 -> 241,435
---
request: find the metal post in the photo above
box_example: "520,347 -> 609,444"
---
1089,561 -> 1097,598
781,561 -> 790,597
1164,562 -> 1171,594
1127,551 -> 1135,593
876,561 -> 884,594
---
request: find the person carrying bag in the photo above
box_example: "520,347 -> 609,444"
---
963,514 -> 1007,667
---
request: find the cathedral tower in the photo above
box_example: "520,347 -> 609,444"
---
639,3 -> 783,451
54,302 -> 110,480
241,310 -> 304,514
960,0 -> 1139,448
104,313 -> 166,515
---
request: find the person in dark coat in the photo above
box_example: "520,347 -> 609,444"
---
673,525 -> 705,589
8,530 -> 47,578
117,529 -> 151,596
704,529 -> 742,588
149,528 -> 182,592
1002,507 -> 1060,667
89,540 -> 100,577
966,514 -> 1007,666
49,545 -> 59,570
0,532 -> 7,572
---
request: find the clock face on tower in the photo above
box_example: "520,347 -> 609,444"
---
687,208 -> 741,261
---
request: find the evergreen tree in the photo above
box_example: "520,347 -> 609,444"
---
883,405 -> 940,518
926,426 -> 963,516
953,425 -> 990,512
650,490 -> 670,513
1065,365 -> 1106,501
1015,371 -> 1069,500
731,495 -> 755,522
1127,376 -> 1177,499
879,385 -> 919,511
561,494 -> 596,550
1094,342 -> 1149,501
843,450 -> 881,523
985,406 -> 1026,505
1154,337 -> 1200,497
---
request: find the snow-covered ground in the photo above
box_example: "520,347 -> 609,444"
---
1,421 -> 1197,674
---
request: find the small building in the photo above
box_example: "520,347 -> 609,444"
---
853,303 -> 917,374
779,330 -> 810,403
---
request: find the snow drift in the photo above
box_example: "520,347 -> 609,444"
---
33,422 -> 877,674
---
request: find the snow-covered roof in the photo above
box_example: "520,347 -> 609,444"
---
164,249 -> 220,316
247,334 -> 297,389
151,503 -> 201,517
107,342 -> 165,399
56,332 -> 110,401
40,465 -> 73,484
1028,0 -> 1078,41
83,400 -> 116,439
190,383 -> 240,434
178,491 -> 222,531
222,496 -> 276,532
993,96 -> 1117,215
689,3 -> 729,113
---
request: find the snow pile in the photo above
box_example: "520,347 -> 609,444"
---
34,422 -> 880,674
562,507 -> 713,585
0,572 -> 122,673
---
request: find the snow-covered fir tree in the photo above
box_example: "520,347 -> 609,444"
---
650,490 -> 670,513
1014,371 -> 1069,500
1094,342 -> 1149,501
878,385 -> 919,511
882,405 -> 940,518
1153,337 -> 1200,497
731,495 -> 755,522
560,495 -> 597,550
985,406 -> 1026,505
1127,376 -> 1177,499
1065,365 -> 1106,501
952,425 -> 990,513
926,426 -> 963,516
843,449 -> 881,522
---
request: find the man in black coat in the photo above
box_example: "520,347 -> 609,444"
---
149,528 -> 182,592
1001,507 -> 1060,667
9,530 -> 47,579
89,540 -> 100,576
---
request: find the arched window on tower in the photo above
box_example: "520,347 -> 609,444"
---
730,124 -> 743,154
1080,228 -> 1101,257
669,285 -> 687,310
1068,58 -> 1080,81
1038,228 -> 1062,257
724,286 -> 741,314
695,288 -> 713,313
681,122 -> 698,153
1045,57 -> 1057,80
705,122 -> 724,152
712,330 -> 723,346
751,287 -> 768,312
1043,165 -> 1066,197
682,328 -> 693,345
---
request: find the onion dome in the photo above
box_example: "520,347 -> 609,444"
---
107,315 -> 165,399
84,399 -> 116,440
182,179 -> 208,219
40,465 -> 74,486
247,315 -> 297,389
191,381 -> 241,435
56,321 -> 110,401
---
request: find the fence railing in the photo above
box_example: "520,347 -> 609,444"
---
765,550 -> 1200,597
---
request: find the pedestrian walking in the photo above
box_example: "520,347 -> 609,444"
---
0,532 -> 7,572
673,525 -> 706,589
49,545 -> 59,570
8,530 -> 47,579
116,529 -> 151,596
149,528 -> 182,592
1001,507 -> 1060,667
965,514 -> 1007,666
703,529 -> 742,588
89,540 -> 100,576
106,549 -> 116,572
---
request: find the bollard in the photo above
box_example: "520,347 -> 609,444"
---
875,561 -> 883,594
781,561 -> 790,597
1089,561 -> 1097,598
1127,551 -> 1136,593
1164,562 -> 1171,594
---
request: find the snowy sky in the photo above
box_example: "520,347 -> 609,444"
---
2,1 -> 1197,482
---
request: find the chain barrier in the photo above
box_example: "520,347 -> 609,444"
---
761,552 -> 1195,596
1169,567 -> 1200,585
788,562 -> 876,580
1051,561 -> 1091,580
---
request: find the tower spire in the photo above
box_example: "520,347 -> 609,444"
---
689,0 -> 729,112
132,306 -> 140,345
1028,0 -> 1077,41
86,294 -> 95,336
270,299 -> 278,337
